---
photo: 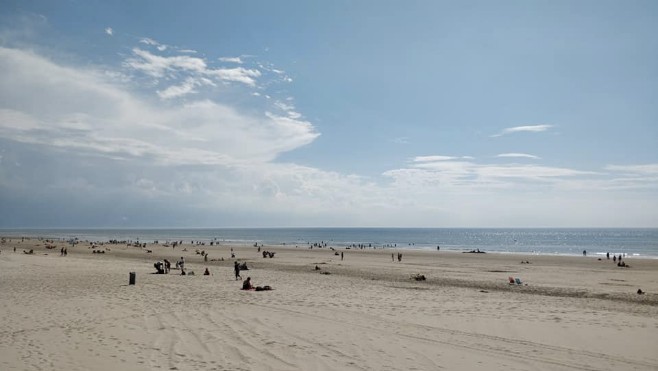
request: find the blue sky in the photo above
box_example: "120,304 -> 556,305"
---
1,0 -> 657,227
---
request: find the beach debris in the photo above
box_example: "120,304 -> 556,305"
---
412,274 -> 426,281
321,271 -> 331,275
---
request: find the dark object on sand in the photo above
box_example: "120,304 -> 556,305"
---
412,274 -> 426,281
129,272 -> 136,285
464,249 -> 485,254
637,289 -> 644,295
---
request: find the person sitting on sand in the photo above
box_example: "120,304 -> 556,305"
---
242,277 -> 253,290
204,268 -> 210,276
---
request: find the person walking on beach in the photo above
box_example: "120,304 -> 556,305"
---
234,261 -> 242,280
341,251 -> 344,261
392,253 -> 395,262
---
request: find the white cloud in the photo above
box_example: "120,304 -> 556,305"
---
205,66 -> 261,86
156,77 -> 214,99
125,48 -> 207,77
0,46 -> 317,165
105,27 -> 113,36
1,42 -> 655,228
125,48 -> 261,87
139,37 -> 167,51
385,156 -> 598,191
605,164 -> 658,175
496,153 -> 541,160
492,124 -> 553,137
219,56 -> 243,64
414,155 -> 459,162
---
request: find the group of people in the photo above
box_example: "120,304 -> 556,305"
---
153,259 -> 172,274
241,277 -> 272,291
606,252 -> 629,267
148,249 -> 273,291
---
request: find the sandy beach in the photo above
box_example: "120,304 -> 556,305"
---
1,238 -> 657,370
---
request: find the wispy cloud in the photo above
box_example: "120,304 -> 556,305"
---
496,153 -> 541,160
140,37 -> 167,51
0,46 -> 318,165
491,124 -> 553,137
156,77 -> 214,99
104,27 -> 113,36
605,164 -> 658,175
219,56 -> 243,64
124,48 -> 261,91
414,155 -> 472,162
391,137 -> 409,144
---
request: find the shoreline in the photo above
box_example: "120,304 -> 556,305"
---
3,233 -> 658,259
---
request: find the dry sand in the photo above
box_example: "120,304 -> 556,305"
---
1,238 -> 657,370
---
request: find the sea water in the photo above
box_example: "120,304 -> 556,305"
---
2,228 -> 658,258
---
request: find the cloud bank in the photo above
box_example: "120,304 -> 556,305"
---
0,39 -> 656,228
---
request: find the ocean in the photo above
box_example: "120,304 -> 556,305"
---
2,228 -> 658,258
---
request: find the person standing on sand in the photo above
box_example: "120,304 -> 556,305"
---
234,261 -> 242,280
392,253 -> 394,262
341,252 -> 344,261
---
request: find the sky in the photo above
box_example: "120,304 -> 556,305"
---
0,0 -> 657,228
